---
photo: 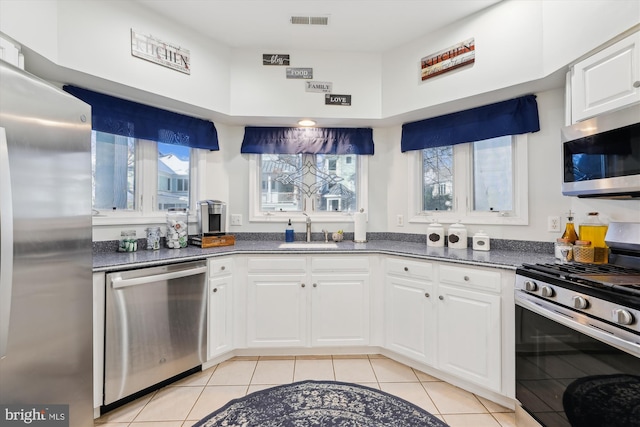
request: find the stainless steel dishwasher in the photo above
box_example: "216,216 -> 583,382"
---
104,261 -> 207,406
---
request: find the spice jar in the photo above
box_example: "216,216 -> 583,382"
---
573,240 -> 594,263
166,208 -> 189,249
118,230 -> 137,252
554,238 -> 573,263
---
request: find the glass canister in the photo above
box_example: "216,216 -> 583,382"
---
554,238 -> 573,263
573,240 -> 594,263
146,226 -> 161,250
166,208 -> 189,249
118,230 -> 137,252
579,212 -> 608,264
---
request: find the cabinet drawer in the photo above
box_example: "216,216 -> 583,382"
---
439,265 -> 501,292
386,258 -> 433,280
311,256 -> 369,273
247,257 -> 306,273
208,258 -> 233,277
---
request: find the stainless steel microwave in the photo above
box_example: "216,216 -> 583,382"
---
561,104 -> 640,199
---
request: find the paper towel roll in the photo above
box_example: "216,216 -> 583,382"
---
354,210 -> 367,242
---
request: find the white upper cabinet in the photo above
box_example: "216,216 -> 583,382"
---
571,31 -> 640,123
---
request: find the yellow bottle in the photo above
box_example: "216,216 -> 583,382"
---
561,212 -> 579,244
579,212 -> 608,264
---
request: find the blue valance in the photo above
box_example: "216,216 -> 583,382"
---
400,95 -> 540,152
63,85 -> 219,151
241,127 -> 374,155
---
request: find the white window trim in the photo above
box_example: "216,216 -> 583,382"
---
248,154 -> 369,223
408,134 -> 529,226
92,139 -> 204,226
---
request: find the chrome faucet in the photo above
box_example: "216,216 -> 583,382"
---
303,213 -> 312,242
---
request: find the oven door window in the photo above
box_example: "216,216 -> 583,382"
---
516,305 -> 640,427
563,122 -> 640,183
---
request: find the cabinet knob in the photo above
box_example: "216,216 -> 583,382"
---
439,295 -> 444,300
425,292 -> 430,298
633,81 -> 640,88
301,283 -> 306,288
463,275 -> 470,281
220,266 -> 226,271
313,283 -> 317,288
213,288 -> 218,293
404,267 -> 409,272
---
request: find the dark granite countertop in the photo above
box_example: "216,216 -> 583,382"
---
93,238 -> 556,272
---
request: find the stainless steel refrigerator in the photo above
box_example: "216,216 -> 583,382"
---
0,60 -> 93,426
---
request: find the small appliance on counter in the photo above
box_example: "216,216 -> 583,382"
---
191,200 -> 235,248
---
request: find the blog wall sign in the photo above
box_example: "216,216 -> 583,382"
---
263,54 -> 290,65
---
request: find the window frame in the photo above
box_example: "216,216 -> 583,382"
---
92,135 -> 204,226
248,153 -> 369,223
407,134 -> 529,226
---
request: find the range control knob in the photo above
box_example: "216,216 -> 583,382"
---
541,286 -> 555,298
613,309 -> 634,326
572,295 -> 589,310
524,280 -> 538,292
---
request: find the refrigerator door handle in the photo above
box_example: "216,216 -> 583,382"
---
0,127 -> 14,359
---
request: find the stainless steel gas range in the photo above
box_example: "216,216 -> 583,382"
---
514,222 -> 640,427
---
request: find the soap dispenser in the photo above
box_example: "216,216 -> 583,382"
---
285,219 -> 294,242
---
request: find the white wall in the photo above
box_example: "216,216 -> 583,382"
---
1,0 -> 638,242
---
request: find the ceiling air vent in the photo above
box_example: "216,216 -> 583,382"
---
290,16 -> 329,25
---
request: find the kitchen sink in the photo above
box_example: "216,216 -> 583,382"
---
279,242 -> 338,249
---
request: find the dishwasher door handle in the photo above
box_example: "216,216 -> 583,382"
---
111,266 -> 207,289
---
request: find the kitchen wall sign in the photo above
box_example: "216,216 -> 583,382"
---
420,37 -> 475,81
131,29 -> 190,74
305,81 -> 333,93
263,54 -> 290,65
286,67 -> 313,79
325,94 -> 351,106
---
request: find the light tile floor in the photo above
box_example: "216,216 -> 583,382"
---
95,354 -> 515,427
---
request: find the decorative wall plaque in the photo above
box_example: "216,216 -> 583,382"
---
286,67 -> 313,79
131,29 -> 190,74
305,81 -> 333,93
263,54 -> 290,65
325,94 -> 351,106
420,38 -> 475,81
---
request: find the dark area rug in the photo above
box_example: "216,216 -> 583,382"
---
193,380 -> 449,426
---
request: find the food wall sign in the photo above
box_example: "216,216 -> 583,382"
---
131,29 -> 191,74
420,38 -> 475,81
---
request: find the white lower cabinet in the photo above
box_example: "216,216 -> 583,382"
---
208,258 -> 234,358
384,257 -> 504,393
385,260 -> 436,364
245,256 -> 370,348
436,284 -> 501,392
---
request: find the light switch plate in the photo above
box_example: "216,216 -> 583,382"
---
230,214 -> 242,226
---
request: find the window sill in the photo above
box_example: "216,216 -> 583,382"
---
409,213 -> 528,226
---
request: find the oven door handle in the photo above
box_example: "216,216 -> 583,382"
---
516,293 -> 640,357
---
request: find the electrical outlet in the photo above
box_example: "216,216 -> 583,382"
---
397,214 -> 404,227
230,214 -> 242,226
547,215 -> 561,232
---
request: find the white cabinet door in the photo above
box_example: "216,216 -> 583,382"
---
310,274 -> 369,347
436,284 -> 501,392
246,274 -> 307,347
208,275 -> 233,358
385,275 -> 435,365
572,31 -> 640,122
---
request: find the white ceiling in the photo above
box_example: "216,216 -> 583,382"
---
133,0 -> 503,53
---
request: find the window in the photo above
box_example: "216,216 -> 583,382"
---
251,153 -> 367,221
92,131 -> 199,220
410,134 -> 528,225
